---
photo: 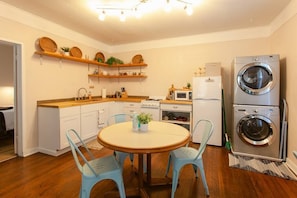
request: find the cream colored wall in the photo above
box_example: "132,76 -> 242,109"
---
270,14 -> 297,169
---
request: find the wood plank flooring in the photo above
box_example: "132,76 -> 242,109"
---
0,132 -> 16,162
0,143 -> 297,198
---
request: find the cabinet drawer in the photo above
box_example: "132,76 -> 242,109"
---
81,103 -> 99,113
59,106 -> 80,117
161,104 -> 192,111
122,102 -> 141,108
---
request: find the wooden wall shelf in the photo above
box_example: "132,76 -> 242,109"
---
88,74 -> 147,79
35,51 -> 148,67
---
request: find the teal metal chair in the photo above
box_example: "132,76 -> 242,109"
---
165,119 -> 214,198
66,129 -> 126,198
107,114 -> 134,167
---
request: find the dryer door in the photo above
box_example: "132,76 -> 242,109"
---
237,62 -> 274,95
237,115 -> 276,146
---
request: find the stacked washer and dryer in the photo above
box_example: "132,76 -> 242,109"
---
232,54 -> 282,161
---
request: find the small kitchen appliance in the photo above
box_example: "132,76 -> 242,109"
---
174,90 -> 192,101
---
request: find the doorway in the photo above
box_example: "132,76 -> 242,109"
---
0,40 -> 22,162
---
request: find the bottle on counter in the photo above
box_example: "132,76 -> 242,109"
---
132,112 -> 139,132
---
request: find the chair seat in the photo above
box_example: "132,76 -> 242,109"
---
83,155 -> 121,177
170,147 -> 202,160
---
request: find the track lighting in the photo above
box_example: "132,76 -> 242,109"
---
93,0 -> 196,21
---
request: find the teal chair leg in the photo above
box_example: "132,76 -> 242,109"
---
171,166 -> 181,198
165,155 -> 172,176
197,160 -> 209,195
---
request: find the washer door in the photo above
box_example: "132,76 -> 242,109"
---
237,115 -> 276,146
237,62 -> 274,95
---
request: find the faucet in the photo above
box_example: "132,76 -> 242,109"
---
76,87 -> 88,100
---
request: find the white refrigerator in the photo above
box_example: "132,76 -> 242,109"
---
192,76 -> 222,146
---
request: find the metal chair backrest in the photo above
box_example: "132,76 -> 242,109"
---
66,129 -> 97,176
107,113 -> 132,125
193,119 -> 214,160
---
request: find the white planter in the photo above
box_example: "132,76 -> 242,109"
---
140,123 -> 148,132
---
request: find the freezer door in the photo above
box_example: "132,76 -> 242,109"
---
192,76 -> 222,100
192,100 -> 222,146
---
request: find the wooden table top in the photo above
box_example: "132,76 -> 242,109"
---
97,121 -> 190,154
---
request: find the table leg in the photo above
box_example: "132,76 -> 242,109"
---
144,153 -> 171,187
138,154 -> 149,198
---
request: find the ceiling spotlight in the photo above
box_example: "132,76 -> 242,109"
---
98,10 -> 106,21
165,0 -> 172,13
134,8 -> 142,19
120,11 -> 126,22
185,5 -> 193,16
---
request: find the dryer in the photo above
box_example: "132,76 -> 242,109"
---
233,54 -> 280,106
232,104 -> 281,161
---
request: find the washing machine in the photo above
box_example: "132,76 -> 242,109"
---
232,104 -> 281,161
233,54 -> 280,106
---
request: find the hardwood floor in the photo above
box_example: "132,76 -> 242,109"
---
0,143 -> 297,198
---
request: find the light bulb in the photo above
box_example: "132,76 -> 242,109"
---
120,11 -> 126,22
98,11 -> 106,21
185,5 -> 193,16
165,0 -> 171,13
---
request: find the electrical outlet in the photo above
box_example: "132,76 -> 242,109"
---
293,151 -> 297,159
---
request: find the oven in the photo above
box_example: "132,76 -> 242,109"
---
140,96 -> 165,121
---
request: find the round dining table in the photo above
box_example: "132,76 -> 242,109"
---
97,121 -> 190,198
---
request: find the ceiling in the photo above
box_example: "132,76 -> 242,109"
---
0,0 -> 292,46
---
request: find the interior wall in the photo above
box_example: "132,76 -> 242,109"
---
0,43 -> 14,106
0,44 -> 13,86
270,13 -> 297,169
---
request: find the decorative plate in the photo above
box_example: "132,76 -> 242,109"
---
95,52 -> 105,63
70,47 -> 82,58
132,54 -> 144,64
39,37 -> 57,52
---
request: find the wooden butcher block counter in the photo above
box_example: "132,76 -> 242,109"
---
37,96 -> 148,108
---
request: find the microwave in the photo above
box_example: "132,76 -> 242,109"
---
174,90 -> 192,101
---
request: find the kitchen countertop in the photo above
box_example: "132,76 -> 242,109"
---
37,97 -> 147,108
37,97 -> 192,108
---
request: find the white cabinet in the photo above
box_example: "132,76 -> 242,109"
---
160,103 -> 192,132
38,106 -> 81,156
80,103 -> 99,140
109,101 -> 124,116
122,102 -> 141,115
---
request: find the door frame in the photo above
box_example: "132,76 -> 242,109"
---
0,39 -> 23,156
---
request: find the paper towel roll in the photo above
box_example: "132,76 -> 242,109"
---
102,88 -> 106,98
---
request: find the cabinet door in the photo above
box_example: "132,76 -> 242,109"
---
60,114 -> 81,149
81,111 -> 99,139
81,104 -> 99,139
109,101 -> 123,116
98,102 -> 112,128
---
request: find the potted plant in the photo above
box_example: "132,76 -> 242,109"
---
61,47 -> 70,56
137,112 -> 152,132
